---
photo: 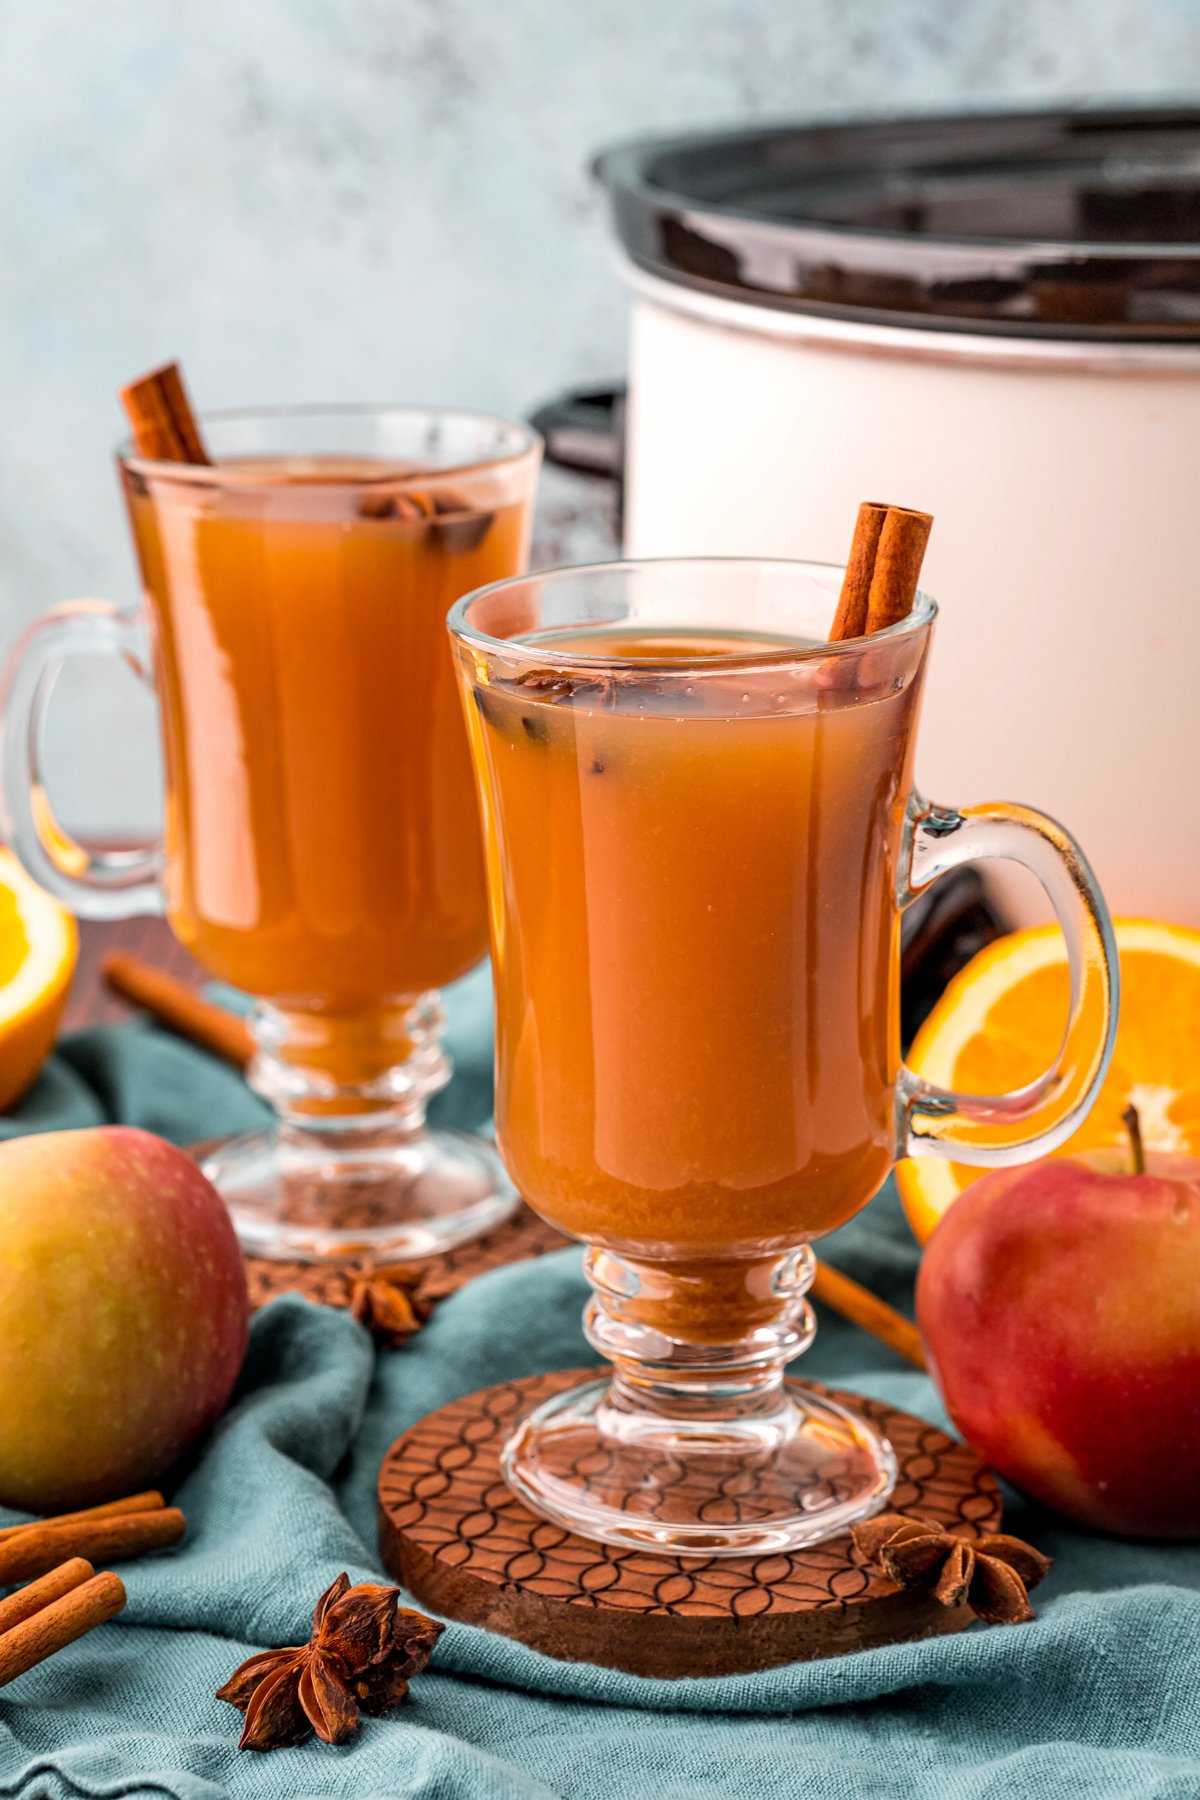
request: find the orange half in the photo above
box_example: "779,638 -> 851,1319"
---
0,849 -> 78,1111
897,918 -> 1200,1243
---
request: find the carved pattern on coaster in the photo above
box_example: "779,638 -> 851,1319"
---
243,1203 -> 569,1312
378,1369 -> 1001,1675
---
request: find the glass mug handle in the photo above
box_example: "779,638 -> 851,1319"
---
897,797 -> 1119,1164
0,600 -> 164,918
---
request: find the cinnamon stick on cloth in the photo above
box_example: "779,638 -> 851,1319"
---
0,1558 -> 96,1635
102,951 -> 254,1071
0,1507 -> 184,1585
830,501 -> 933,641
119,361 -> 211,465
809,1260 -> 925,1371
0,1489 -> 164,1545
0,1570 -> 126,1688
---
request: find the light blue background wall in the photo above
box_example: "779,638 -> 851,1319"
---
2,0 -> 1199,831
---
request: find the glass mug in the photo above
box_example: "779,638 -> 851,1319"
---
0,405 -> 542,1261
449,559 -> 1119,1554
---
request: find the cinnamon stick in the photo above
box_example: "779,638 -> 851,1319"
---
809,1260 -> 926,1371
865,505 -> 933,634
0,1507 -> 185,1585
830,501 -> 933,641
0,1490 -> 164,1545
0,1559 -> 94,1635
0,1571 -> 126,1688
829,501 -> 888,640
102,952 -> 253,1071
119,361 -> 211,465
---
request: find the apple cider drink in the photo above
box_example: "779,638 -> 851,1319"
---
125,461 -> 532,1039
106,405 -> 541,1260
464,625 -> 924,1331
448,552 -> 1118,1556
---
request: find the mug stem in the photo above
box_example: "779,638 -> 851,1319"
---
584,1244 -> 816,1410
246,992 -> 450,1128
502,1243 -> 897,1555
197,989 -> 518,1262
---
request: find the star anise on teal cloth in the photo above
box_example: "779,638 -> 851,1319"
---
216,1573 -> 444,1752
851,1512 -> 1052,1624
348,1263 -> 437,1349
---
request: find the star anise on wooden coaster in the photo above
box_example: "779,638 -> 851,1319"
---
349,1263 -> 437,1348
851,1512 -> 1052,1625
216,1573 -> 443,1752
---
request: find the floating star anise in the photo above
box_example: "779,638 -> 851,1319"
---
349,1263 -> 437,1349
851,1512 -> 1052,1625
217,1573 -> 444,1752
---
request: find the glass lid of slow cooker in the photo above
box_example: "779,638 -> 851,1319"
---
595,108 -> 1200,337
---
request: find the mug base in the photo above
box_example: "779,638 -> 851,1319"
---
502,1375 -> 897,1556
201,1123 -> 518,1262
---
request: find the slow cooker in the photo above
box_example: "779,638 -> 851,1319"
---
544,108 -> 1200,925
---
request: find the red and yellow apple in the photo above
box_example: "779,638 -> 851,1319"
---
916,1129 -> 1200,1538
0,1126 -> 248,1511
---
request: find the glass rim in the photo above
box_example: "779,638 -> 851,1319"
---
116,402 -> 542,485
448,556 -> 938,670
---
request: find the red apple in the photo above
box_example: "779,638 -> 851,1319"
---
916,1132 -> 1200,1538
0,1126 -> 248,1511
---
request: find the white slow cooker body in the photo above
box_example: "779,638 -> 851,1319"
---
623,276 -> 1200,927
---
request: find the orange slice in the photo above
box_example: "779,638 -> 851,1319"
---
897,918 -> 1200,1243
0,849 -> 78,1111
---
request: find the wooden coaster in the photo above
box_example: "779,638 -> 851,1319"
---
378,1368 -> 1001,1677
243,1203 -> 568,1313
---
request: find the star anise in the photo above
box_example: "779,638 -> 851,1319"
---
851,1512 -> 1052,1625
349,1263 -> 437,1349
357,486 -> 493,549
511,668 -> 613,703
358,487 -> 438,522
217,1573 -> 444,1752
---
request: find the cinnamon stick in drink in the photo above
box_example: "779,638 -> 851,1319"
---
865,505 -> 933,634
830,501 -> 933,642
119,361 -> 211,464
0,1571 -> 126,1688
829,501 -> 888,640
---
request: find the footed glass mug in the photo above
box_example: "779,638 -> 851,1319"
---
449,559 -> 1119,1554
0,405 -> 541,1261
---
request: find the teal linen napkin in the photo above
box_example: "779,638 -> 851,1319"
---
0,965 -> 1197,1798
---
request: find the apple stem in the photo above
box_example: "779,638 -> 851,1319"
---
1122,1103 -> 1146,1176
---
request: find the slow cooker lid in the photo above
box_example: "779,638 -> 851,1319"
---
595,108 -> 1200,338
